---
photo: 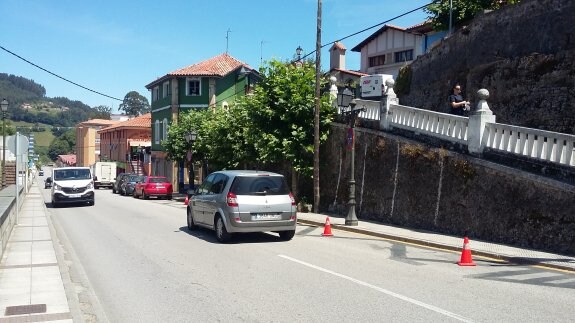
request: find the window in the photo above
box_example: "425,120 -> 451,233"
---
152,86 -> 159,102
369,55 -> 386,67
186,77 -> 201,96
154,120 -> 160,144
163,81 -> 170,98
162,118 -> 168,141
394,49 -> 414,63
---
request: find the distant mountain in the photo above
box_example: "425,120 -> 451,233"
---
0,73 -> 101,127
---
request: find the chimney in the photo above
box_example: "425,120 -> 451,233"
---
330,42 -> 346,70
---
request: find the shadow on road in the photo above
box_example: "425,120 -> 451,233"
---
178,226 -> 292,244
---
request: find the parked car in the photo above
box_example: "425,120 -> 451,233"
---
112,173 -> 131,194
39,170 -> 44,176
186,170 -> 297,243
133,176 -> 173,200
44,177 -> 52,189
119,174 -> 141,196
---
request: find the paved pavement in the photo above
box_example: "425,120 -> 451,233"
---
1,183 -> 574,322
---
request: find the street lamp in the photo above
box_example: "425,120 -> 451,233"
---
185,130 -> 197,191
296,45 -> 303,61
1,99 -> 8,188
337,89 -> 365,226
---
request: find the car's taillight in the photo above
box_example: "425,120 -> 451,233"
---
289,192 -> 296,206
227,192 -> 238,207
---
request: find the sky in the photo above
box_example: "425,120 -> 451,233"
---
0,0 -> 431,112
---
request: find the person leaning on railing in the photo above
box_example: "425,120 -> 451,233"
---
448,83 -> 470,116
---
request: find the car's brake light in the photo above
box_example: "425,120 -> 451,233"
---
289,192 -> 296,206
227,192 -> 238,207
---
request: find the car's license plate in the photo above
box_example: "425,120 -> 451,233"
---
69,194 -> 81,198
156,185 -> 164,188
252,213 -> 281,220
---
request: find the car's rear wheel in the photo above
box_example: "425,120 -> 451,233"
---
143,191 -> 148,200
88,200 -> 95,206
187,207 -> 197,230
215,216 -> 231,243
279,230 -> 296,241
112,187 -> 116,194
166,195 -> 172,200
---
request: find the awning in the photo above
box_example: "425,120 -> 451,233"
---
128,141 -> 151,147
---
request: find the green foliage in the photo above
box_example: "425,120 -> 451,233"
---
395,65 -> 412,96
47,129 -> 75,160
91,105 -> 112,119
245,59 -> 335,177
119,91 -> 150,117
425,0 -> 521,31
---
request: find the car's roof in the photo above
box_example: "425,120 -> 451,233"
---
213,170 -> 284,177
53,167 -> 90,170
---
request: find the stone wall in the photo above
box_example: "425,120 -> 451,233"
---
400,0 -> 575,134
320,124 -> 575,255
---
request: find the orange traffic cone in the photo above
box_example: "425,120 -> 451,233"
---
457,237 -> 476,266
184,196 -> 189,206
322,217 -> 333,236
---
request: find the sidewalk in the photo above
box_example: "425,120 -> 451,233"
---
0,183 -> 72,322
297,212 -> 575,273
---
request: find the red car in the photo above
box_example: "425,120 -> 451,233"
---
133,176 -> 173,200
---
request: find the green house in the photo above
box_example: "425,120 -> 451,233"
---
145,53 -> 258,190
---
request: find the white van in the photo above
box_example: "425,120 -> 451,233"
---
51,167 -> 95,207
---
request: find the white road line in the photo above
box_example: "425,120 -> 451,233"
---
278,255 -> 474,323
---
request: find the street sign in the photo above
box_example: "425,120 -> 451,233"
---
346,127 -> 354,150
6,135 -> 29,157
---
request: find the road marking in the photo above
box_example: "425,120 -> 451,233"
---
278,255 -> 474,323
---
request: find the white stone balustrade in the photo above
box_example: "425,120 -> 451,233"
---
336,79 -> 574,168
483,123 -> 575,166
389,104 -> 469,144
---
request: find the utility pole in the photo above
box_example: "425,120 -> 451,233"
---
313,0 -> 322,213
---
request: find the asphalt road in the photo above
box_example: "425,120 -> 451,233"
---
38,178 -> 575,322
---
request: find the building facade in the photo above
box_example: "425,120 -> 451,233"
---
76,119 -> 119,167
145,53 -> 258,192
98,113 -> 152,175
351,22 -> 446,78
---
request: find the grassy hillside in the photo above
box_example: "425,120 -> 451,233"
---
13,121 -> 55,148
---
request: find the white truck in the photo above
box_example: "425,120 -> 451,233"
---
91,162 -> 117,189
360,74 -> 394,99
51,167 -> 95,207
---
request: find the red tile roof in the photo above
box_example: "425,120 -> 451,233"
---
77,119 -> 118,127
58,154 -> 76,166
331,41 -> 346,51
146,53 -> 255,88
331,68 -> 369,77
99,113 -> 151,133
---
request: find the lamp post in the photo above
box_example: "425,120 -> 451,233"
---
1,99 -> 8,188
296,45 -> 303,61
184,130 -> 197,191
337,89 -> 365,226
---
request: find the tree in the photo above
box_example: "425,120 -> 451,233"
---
91,105 -> 112,119
119,91 -> 150,117
47,129 -> 75,161
242,59 -> 335,197
425,0 -> 521,31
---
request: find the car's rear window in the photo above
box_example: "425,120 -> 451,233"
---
230,176 -> 289,195
127,175 -> 140,182
150,177 -> 169,183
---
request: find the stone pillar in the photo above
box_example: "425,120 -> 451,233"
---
379,78 -> 398,131
468,89 -> 496,155
329,76 -> 338,105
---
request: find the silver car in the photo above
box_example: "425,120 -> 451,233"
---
186,170 -> 297,242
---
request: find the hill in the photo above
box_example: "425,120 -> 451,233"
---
0,73 -> 100,127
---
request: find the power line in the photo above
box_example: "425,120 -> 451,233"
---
0,45 -> 123,101
294,1 -> 438,63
